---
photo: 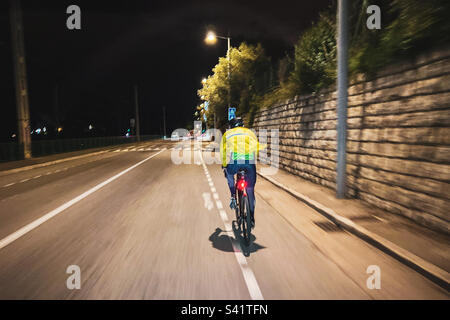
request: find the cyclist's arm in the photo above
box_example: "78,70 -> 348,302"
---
221,131 -> 227,168
249,130 -> 265,159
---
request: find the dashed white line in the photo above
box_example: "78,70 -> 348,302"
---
219,209 -> 229,221
3,183 -> 15,188
198,150 -> 264,300
0,148 -> 166,250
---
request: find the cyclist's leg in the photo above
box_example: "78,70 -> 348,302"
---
225,164 -> 237,196
226,164 -> 238,209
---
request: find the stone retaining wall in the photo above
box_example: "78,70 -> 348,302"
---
253,47 -> 450,234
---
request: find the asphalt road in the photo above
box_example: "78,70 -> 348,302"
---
0,139 -> 448,299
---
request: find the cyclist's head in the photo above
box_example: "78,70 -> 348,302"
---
229,117 -> 244,129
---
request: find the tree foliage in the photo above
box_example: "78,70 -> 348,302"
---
291,12 -> 337,94
198,43 -> 270,127
349,0 -> 450,75
198,0 -> 450,126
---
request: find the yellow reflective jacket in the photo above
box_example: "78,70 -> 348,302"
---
221,127 -> 264,167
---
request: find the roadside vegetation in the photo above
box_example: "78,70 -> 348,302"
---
197,0 -> 450,127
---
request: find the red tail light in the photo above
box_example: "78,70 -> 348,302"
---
237,180 -> 247,190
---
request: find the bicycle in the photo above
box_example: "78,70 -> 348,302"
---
233,169 -> 252,246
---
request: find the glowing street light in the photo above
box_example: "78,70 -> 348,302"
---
205,31 -> 217,45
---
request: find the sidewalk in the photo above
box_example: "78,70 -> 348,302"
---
257,166 -> 450,290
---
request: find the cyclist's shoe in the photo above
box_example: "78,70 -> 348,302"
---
230,197 -> 237,210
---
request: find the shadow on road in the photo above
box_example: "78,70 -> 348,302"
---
209,227 -> 265,257
209,227 -> 234,252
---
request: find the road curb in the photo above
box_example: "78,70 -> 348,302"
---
257,171 -> 450,292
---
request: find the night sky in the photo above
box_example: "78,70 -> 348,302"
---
0,0 -> 331,141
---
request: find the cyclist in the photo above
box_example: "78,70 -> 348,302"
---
221,117 -> 262,229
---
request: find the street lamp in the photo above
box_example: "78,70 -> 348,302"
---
205,31 -> 217,45
204,30 -> 231,111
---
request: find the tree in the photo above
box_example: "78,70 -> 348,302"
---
349,0 -> 450,75
291,12 -> 336,94
198,43 -> 270,128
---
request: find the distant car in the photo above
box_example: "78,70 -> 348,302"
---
171,132 -> 179,141
197,131 -> 212,142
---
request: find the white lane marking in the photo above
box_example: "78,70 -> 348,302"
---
199,151 -> 264,300
3,183 -> 15,187
202,192 -> 214,211
20,179 -> 30,183
219,209 -> 229,221
372,215 -> 387,223
33,175 -> 42,179
0,148 -> 166,251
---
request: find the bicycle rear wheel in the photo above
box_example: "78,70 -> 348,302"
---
241,195 -> 251,245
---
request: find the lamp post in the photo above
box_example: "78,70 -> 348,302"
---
205,31 -> 231,110
336,0 -> 349,199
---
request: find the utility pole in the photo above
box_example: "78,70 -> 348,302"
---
336,0 -> 349,198
133,84 -> 141,142
163,106 -> 166,139
10,0 -> 31,158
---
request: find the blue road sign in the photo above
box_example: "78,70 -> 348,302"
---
228,107 -> 236,121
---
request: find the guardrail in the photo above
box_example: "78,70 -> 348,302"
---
0,135 -> 160,162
